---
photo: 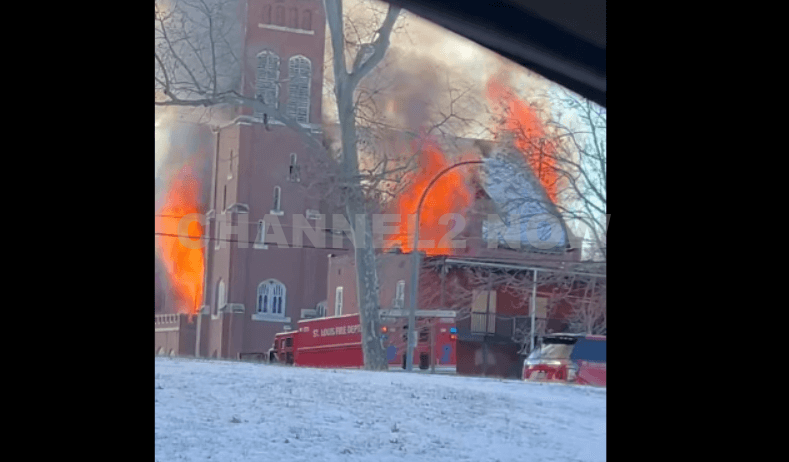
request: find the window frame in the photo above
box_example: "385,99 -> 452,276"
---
254,219 -> 268,249
289,153 -> 300,182
271,185 -> 283,215
253,279 -> 290,322
286,55 -> 311,124
213,279 -> 226,319
335,286 -> 343,317
255,50 -> 281,119
395,280 -> 405,308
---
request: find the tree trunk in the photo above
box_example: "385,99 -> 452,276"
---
346,193 -> 387,370
338,89 -> 387,371
324,0 -> 400,370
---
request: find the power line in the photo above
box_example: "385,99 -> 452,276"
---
154,214 -> 352,233
154,232 -> 351,251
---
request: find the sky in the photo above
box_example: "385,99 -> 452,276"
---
319,0 -> 559,136
156,0 -> 606,256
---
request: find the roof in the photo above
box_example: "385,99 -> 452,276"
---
541,333 -> 606,343
430,255 -> 606,278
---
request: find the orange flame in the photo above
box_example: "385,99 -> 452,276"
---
155,165 -> 204,314
486,75 -> 558,203
386,134 -> 475,256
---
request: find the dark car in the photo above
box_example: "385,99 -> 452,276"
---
522,334 -> 606,387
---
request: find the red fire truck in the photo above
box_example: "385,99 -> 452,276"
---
269,313 -> 457,371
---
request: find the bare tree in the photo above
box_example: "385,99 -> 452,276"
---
156,0 -> 497,369
155,0 -> 323,150
323,0 -> 403,370
567,276 -> 606,335
156,0 -> 406,369
420,259 -> 605,354
488,87 -> 607,261
548,89 -> 607,261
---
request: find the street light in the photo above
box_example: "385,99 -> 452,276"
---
405,159 -> 486,372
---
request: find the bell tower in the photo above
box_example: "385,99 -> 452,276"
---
200,0 -> 333,359
242,0 -> 326,124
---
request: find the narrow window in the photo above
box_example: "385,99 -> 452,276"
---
215,279 -> 226,316
335,287 -> 343,317
254,219 -> 266,249
301,10 -> 311,31
289,153 -> 300,182
276,6 -> 285,26
290,7 -> 298,29
214,218 -> 221,250
263,5 -> 271,23
227,150 -> 234,180
223,184 -> 227,211
273,186 -> 281,212
286,56 -> 311,123
255,50 -> 280,119
471,290 -> 496,333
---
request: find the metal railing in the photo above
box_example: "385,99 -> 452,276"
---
155,314 -> 180,325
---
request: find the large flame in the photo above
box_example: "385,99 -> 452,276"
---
486,75 -> 558,203
386,134 -> 475,256
155,165 -> 204,314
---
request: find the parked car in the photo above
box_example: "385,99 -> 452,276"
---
522,334 -> 606,387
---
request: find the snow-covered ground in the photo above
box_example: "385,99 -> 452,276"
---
155,357 -> 605,462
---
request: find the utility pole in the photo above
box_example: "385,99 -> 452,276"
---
406,243 -> 420,372
530,269 -> 538,353
430,320 -> 436,373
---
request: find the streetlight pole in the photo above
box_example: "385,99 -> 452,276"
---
405,159 -> 485,372
530,269 -> 537,353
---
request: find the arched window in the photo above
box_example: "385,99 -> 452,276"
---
257,280 -> 286,316
286,56 -> 311,123
255,50 -> 280,119
273,186 -> 282,212
289,154 -> 300,182
290,7 -> 298,29
301,10 -> 312,31
214,279 -> 226,317
276,6 -> 285,26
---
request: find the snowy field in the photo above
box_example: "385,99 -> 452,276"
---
155,357 -> 605,462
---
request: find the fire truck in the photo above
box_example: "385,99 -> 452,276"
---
269,312 -> 457,371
